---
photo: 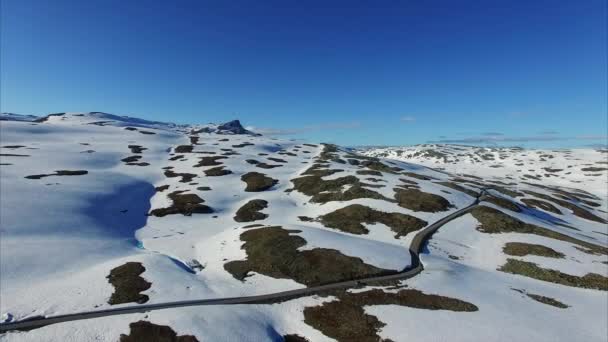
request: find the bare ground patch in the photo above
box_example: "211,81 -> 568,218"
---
194,156 -> 227,167
241,172 -> 278,192
224,226 -> 394,286
503,242 -> 565,258
319,204 -> 427,238
120,321 -> 198,342
393,188 -> 451,212
500,259 -> 607,291
303,288 -> 478,342
234,199 -> 268,222
203,166 -> 232,176
471,206 -> 607,255
107,262 -> 151,305
164,170 -> 196,183
25,170 -> 88,179
149,191 -> 213,217
520,198 -> 562,214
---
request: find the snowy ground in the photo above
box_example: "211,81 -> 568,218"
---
1,113 -> 607,341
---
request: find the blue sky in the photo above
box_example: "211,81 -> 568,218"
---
1,0 -> 606,147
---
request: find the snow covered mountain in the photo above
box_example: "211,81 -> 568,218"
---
357,144 -> 608,197
1,114 -> 606,341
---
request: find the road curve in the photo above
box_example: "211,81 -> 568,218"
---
0,191 -> 488,333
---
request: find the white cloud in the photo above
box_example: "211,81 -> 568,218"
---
400,116 -> 416,122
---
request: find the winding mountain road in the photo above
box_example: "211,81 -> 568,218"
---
0,190 -> 488,333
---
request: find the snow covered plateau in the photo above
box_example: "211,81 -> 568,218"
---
0,112 -> 606,342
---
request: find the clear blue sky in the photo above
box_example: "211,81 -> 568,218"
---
1,0 -> 606,147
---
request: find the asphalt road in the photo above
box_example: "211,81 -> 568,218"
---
0,190 -> 488,333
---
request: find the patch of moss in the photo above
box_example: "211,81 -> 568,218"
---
526,293 -> 569,308
471,206 -> 607,255
149,191 -> 213,217
256,162 -> 282,169
120,321 -> 199,342
360,160 -> 401,174
204,166 -> 232,176
224,227 -> 393,286
356,170 -> 382,176
194,156 -> 227,167
174,145 -> 193,153
484,195 -> 521,212
107,262 -> 151,305
242,172 -> 278,192
155,185 -> 170,192
164,170 -> 196,183
319,204 -> 427,238
25,170 -> 88,179
402,172 -> 435,181
303,288 -> 477,342
292,173 -> 389,204
234,199 -> 268,222
435,181 -> 478,197
282,334 -> 310,342
232,142 -> 254,148
393,188 -> 451,212
500,259 -> 607,291
520,198 -> 562,214
522,190 -> 606,223
503,242 -> 564,258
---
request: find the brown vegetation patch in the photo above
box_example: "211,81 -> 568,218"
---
196,186 -> 211,191
520,198 -> 562,214
471,206 -> 607,255
435,182 -> 478,197
234,199 -> 268,222
194,156 -> 227,167
304,288 -> 477,342
403,172 -> 436,181
224,226 -> 393,286
319,204 -> 427,238
484,195 -> 521,212
232,142 -> 254,148
0,153 -> 30,157
25,170 -> 88,179
204,166 -> 232,176
503,242 -> 564,258
128,145 -> 146,153
393,188 -> 451,212
256,163 -> 282,169
155,185 -> 170,192
356,170 -> 382,176
581,167 -> 607,172
267,157 -> 287,163
107,262 -> 151,305
500,259 -> 607,291
361,160 -> 401,174
292,172 -> 389,204
120,321 -> 198,342
122,155 -> 142,163
149,191 -> 213,217
174,145 -> 193,153
522,190 -> 606,223
283,335 -> 309,342
169,155 -> 185,161
241,172 -> 278,192
164,170 -> 196,183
